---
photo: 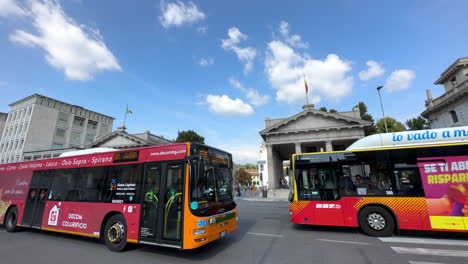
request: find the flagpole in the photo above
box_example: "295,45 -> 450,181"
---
304,74 -> 309,105
124,104 -> 128,127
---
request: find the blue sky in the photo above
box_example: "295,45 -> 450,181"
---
1,0 -> 467,163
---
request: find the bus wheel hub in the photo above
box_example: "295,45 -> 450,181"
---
108,223 -> 125,243
367,213 -> 385,230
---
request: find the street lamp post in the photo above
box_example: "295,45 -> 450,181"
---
377,86 -> 388,133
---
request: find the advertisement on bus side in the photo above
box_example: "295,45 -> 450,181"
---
418,156 -> 468,231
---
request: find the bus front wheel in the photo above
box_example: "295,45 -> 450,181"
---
358,206 -> 394,237
104,214 -> 128,252
5,207 -> 19,233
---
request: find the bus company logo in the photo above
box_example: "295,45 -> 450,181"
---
316,204 -> 341,209
48,204 -> 60,226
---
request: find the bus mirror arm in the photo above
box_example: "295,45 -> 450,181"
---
288,192 -> 294,203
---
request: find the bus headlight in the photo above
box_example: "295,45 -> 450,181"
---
193,228 -> 206,235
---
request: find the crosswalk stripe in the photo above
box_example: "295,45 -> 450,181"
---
392,247 -> 468,258
317,239 -> 371,245
379,237 -> 468,246
409,261 -> 448,264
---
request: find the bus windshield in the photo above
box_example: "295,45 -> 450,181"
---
190,163 -> 234,216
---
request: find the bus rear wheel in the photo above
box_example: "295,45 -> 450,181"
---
104,214 -> 128,252
358,206 -> 394,237
5,207 -> 19,233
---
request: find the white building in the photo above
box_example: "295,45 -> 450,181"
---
259,104 -> 370,190
0,94 -> 114,163
422,57 -> 468,128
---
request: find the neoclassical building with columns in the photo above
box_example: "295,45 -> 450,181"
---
259,104 -> 371,190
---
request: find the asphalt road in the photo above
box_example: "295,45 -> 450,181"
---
1,199 -> 468,264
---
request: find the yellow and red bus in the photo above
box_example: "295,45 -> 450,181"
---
0,142 -> 237,251
290,127 -> 468,236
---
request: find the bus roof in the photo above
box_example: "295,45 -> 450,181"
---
59,147 -> 117,157
346,126 -> 468,151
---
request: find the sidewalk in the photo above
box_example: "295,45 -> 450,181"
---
235,188 -> 290,202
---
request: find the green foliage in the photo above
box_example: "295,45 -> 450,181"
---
237,163 -> 258,169
175,130 -> 205,144
319,107 -> 327,112
376,117 -> 406,133
329,109 -> 337,113
355,102 -> 377,135
234,168 -> 252,185
406,116 -> 429,130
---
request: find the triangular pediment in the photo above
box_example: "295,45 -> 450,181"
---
260,109 -> 371,136
89,131 -> 147,148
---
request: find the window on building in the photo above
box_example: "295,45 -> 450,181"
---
23,156 -> 31,161
27,107 -> 32,116
19,124 -> 23,135
85,133 -> 95,145
0,143 -> 4,152
57,112 -> 70,126
52,142 -> 64,149
33,155 -> 41,160
70,130 -> 82,145
20,139 -> 24,149
43,154 -> 51,159
72,116 -> 85,129
23,123 -> 28,135
87,120 -> 98,131
450,110 -> 459,123
53,154 -> 61,158
99,123 -> 110,134
13,125 -> 17,136
451,77 -> 458,87
54,127 -> 67,140
14,140 -> 18,150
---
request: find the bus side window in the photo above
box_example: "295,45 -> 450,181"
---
393,166 -> 424,197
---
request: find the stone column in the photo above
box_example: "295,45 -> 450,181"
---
267,144 -> 277,190
295,143 -> 302,154
325,141 -> 333,152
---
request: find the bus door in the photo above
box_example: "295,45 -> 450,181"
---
140,162 -> 184,245
22,170 -> 54,228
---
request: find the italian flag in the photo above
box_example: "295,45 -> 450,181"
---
126,105 -> 133,114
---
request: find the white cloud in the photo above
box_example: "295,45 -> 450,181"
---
9,0 -> 121,81
219,143 -> 259,164
358,60 -> 385,81
384,69 -> 416,92
197,26 -> 207,34
229,78 -> 269,106
199,57 -> 214,67
221,27 -> 256,73
0,0 -> 27,17
265,40 -> 353,104
279,21 -> 308,49
159,1 -> 205,29
205,94 -> 254,116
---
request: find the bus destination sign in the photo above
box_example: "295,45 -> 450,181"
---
113,151 -> 139,163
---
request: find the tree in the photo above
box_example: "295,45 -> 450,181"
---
376,117 -> 406,133
355,102 -> 377,135
234,168 -> 252,185
175,130 -> 205,144
238,163 -> 258,170
319,107 -> 327,112
406,116 -> 429,130
329,109 -> 337,113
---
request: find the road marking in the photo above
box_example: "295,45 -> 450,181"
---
392,247 -> 468,258
316,239 -> 371,245
409,261 -> 448,264
379,237 -> 468,246
247,232 -> 283,238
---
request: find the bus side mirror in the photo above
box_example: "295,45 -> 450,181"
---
288,192 -> 294,203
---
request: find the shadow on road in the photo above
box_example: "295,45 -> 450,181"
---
135,218 -> 257,260
292,223 -> 360,234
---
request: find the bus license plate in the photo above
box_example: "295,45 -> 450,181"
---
220,231 -> 227,238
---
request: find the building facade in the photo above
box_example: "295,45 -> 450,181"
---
0,113 -> 7,140
259,104 -> 371,190
422,57 -> 468,128
0,94 -> 114,163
